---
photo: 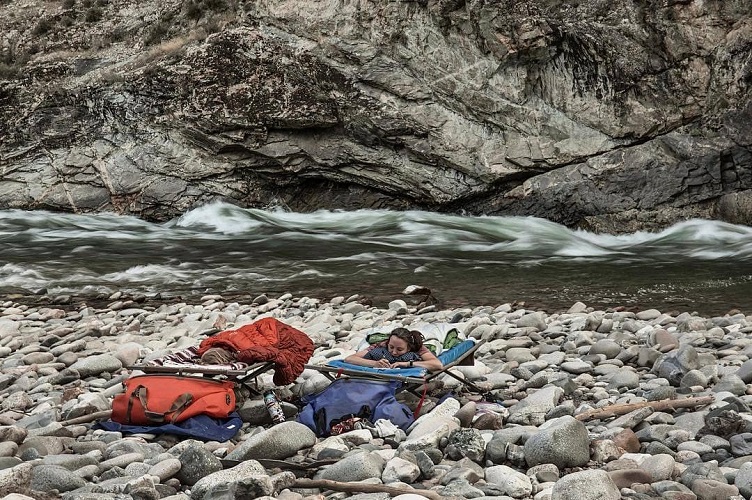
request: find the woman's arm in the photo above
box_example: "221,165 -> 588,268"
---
344,348 -> 391,368
416,350 -> 443,371
391,351 -> 443,371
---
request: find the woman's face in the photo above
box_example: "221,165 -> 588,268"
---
387,336 -> 410,357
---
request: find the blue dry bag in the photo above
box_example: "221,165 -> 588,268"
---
297,378 -> 414,437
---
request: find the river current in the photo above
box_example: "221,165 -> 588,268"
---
1,202 -> 750,316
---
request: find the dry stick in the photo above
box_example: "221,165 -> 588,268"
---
574,395 -> 714,422
59,410 -> 113,426
293,478 -> 452,500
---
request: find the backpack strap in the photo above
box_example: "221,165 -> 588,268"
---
125,387 -> 137,425
314,407 -> 328,436
358,405 -> 372,420
412,379 -> 428,420
132,385 -> 195,424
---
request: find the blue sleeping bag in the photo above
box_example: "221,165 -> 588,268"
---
297,378 -> 414,437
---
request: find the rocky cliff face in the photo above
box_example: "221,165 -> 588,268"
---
1,0 -> 750,232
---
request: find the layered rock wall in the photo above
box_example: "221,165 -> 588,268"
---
0,0 -> 750,231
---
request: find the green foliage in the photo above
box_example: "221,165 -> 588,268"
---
144,11 -> 175,46
204,18 -> 222,34
0,49 -> 29,80
145,21 -> 170,46
0,62 -> 19,80
203,0 -> 226,9
110,26 -> 127,42
185,0 -> 227,20
32,18 -> 53,36
62,0 -> 75,8
100,70 -> 125,83
85,6 -> 102,22
185,1 -> 203,20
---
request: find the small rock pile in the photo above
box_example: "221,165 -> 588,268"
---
1,292 -> 751,500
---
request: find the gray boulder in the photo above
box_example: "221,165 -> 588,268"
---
652,346 -> 700,386
0,464 -> 33,497
524,416 -> 590,469
485,464 -> 533,498
190,460 -> 266,500
551,469 -> 620,500
224,421 -> 316,461
735,461 -> 752,498
175,444 -> 223,486
444,428 -> 486,463
314,451 -> 386,483
30,465 -> 88,493
69,354 -> 123,378
508,385 -> 564,426
0,426 -> 27,445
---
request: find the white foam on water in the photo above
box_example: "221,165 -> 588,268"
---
1,205 -> 751,314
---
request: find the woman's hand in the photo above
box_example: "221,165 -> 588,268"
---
389,361 -> 412,369
374,358 -> 391,368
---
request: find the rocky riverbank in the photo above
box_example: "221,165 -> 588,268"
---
1,292 -> 751,500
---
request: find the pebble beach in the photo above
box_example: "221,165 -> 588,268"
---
1,291 -> 752,500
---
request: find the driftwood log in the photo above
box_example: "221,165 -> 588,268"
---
293,478 -> 454,500
60,410 -> 113,426
574,395 -> 714,421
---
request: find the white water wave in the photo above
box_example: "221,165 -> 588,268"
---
0,263 -> 49,289
4,203 -> 752,261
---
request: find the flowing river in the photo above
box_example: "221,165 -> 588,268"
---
1,202 -> 751,316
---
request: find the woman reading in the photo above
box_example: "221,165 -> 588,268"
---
344,327 -> 443,371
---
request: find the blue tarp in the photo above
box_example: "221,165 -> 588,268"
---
96,412 -> 243,442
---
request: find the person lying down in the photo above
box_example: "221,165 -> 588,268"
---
344,327 -> 443,371
200,347 -> 236,365
195,317 -> 315,386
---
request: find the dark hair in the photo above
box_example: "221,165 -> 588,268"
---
389,328 -> 424,352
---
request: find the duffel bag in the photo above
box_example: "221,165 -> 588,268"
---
111,374 -> 236,425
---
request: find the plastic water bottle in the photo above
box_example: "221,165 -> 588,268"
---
263,389 -> 286,424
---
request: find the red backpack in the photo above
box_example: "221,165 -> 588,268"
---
111,374 -> 236,425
